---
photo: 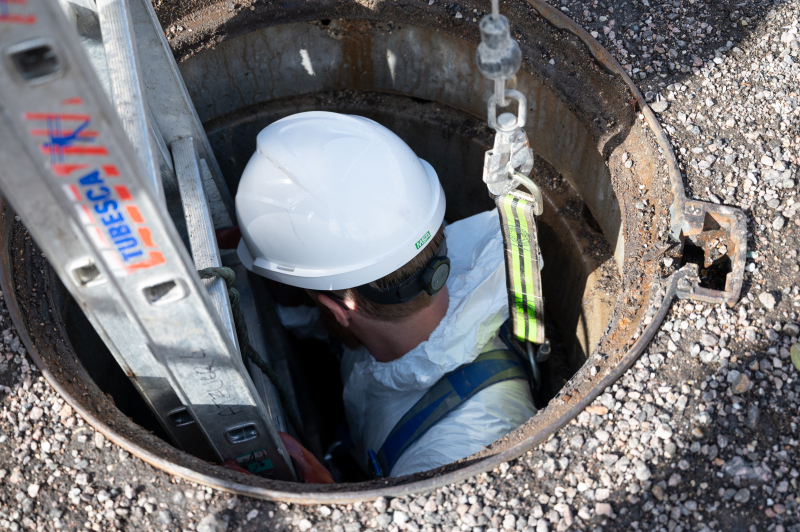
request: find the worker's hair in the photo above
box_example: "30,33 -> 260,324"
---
330,224 -> 446,322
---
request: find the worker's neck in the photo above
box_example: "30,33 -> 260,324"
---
350,286 -> 450,363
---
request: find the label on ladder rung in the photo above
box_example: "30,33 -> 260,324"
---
23,106 -> 166,275
235,448 -> 275,475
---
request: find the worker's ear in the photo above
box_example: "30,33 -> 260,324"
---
310,291 -> 354,328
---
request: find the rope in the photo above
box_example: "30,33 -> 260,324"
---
197,267 -> 305,439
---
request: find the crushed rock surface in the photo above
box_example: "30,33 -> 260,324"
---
1,0 -> 800,531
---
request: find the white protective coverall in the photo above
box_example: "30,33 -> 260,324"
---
340,209 -> 537,477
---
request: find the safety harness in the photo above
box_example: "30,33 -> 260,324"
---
371,349 -> 527,477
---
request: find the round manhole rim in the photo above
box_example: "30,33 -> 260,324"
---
1,0 -> 745,504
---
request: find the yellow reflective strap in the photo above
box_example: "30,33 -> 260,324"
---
515,198 -> 538,341
502,197 -> 526,329
496,192 -> 546,345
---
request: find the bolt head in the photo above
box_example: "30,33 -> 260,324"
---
498,112 -> 517,129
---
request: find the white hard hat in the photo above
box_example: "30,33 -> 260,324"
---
236,111 -> 447,291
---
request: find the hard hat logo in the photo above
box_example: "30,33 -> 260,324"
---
236,111 -> 447,292
415,231 -> 432,250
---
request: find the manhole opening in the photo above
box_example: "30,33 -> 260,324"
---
56,89 -> 619,483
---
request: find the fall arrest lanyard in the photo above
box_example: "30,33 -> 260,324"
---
477,0 -> 549,354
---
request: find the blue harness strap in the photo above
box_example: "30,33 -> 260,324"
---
373,349 -> 526,477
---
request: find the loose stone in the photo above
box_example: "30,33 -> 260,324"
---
759,292 -> 776,310
196,513 -> 229,532
157,510 -> 173,525
745,405 -> 760,429
655,425 -> 673,439
733,489 -> 751,503
585,405 -> 608,416
393,511 -> 409,524
373,498 -> 387,514
650,100 -> 668,113
728,371 -> 752,394
595,503 -> 612,517
700,333 -> 718,347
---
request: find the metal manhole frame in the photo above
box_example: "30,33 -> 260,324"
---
0,0 -> 745,504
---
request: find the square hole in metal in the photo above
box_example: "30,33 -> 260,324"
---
167,408 -> 194,427
224,423 -> 259,444
143,279 -> 186,305
680,237 -> 732,291
72,261 -> 104,287
8,40 -> 61,83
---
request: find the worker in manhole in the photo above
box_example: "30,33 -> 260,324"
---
236,111 -> 537,478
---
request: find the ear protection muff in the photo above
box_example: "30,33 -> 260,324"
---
355,237 -> 450,305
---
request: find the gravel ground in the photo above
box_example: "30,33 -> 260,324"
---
1,0 -> 800,530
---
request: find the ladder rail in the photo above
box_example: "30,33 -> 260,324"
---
65,0 -> 289,461
57,0 -> 182,227
127,0 -> 235,228
174,140 -> 292,460
0,133 -> 217,461
172,138 -> 239,351
58,0 -> 112,95
0,0 -> 294,480
95,0 -> 162,199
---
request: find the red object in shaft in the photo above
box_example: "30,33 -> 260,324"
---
220,433 -> 334,484
215,226 -> 242,250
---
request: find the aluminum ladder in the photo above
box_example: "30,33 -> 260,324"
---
0,0 -> 296,480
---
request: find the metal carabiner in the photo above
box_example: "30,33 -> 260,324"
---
511,171 -> 544,216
